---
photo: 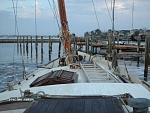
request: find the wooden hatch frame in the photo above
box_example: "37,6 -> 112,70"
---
30,70 -> 78,87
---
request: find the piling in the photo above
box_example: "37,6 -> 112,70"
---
31,36 -> 32,58
75,37 -> 77,50
36,36 -> 38,63
17,36 -> 19,53
117,35 -> 119,53
85,34 -> 89,54
49,36 -> 52,61
137,36 -> 141,66
144,36 -> 149,81
108,33 -> 112,61
41,36 -> 43,63
90,37 -> 93,55
26,36 -> 29,57
23,36 -> 25,55
20,36 -> 22,55
108,33 -> 112,54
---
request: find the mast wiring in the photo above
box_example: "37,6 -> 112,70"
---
105,0 -> 113,24
35,0 -> 37,36
132,1 -> 134,30
48,0 -> 61,32
11,0 -> 16,80
12,0 -> 19,35
110,0 -> 112,11
92,0 -> 101,29
12,0 -> 26,80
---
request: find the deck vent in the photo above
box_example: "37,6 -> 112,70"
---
128,98 -> 150,113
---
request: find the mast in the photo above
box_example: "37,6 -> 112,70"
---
57,0 -> 71,54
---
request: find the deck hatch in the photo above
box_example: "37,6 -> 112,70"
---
30,70 -> 78,87
24,97 -> 125,113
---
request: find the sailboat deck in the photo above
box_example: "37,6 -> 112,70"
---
24,97 -> 125,113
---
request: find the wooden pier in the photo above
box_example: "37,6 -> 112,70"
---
0,38 -> 59,43
76,42 -> 149,53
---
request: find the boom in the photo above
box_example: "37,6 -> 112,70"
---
57,0 -> 71,53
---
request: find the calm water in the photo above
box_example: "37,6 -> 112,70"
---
0,42 -> 60,91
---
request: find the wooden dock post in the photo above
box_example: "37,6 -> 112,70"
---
30,36 -> 32,58
20,36 -> 22,55
144,36 -> 149,81
23,36 -> 25,55
49,36 -> 52,61
41,36 -> 43,63
108,33 -> 112,61
89,36 -> 93,55
17,36 -> 19,53
36,36 -> 38,63
137,36 -> 141,66
117,35 -> 119,53
26,36 -> 29,57
85,32 -> 89,54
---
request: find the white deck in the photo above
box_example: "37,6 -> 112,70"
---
0,83 -> 150,101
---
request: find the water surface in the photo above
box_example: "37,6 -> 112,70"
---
0,42 -> 59,91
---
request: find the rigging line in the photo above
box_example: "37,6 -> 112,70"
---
11,0 -> 16,80
110,0 -> 112,10
52,0 -> 61,32
112,0 -> 115,32
11,0 -> 17,34
92,0 -> 100,29
132,1 -> 134,30
15,0 -> 19,35
12,0 -> 26,79
12,0 -> 21,80
48,0 -> 61,31
35,0 -> 37,36
104,0 -> 113,24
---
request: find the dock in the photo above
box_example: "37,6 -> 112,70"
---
0,38 -> 59,43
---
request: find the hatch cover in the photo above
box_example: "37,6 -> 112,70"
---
30,70 -> 78,87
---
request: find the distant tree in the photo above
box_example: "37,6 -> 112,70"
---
108,29 -> 112,33
134,30 -> 140,36
91,31 -> 95,36
95,29 -> 101,36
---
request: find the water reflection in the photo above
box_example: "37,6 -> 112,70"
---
0,42 -> 59,92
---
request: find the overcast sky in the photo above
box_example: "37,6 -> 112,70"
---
0,0 -> 150,36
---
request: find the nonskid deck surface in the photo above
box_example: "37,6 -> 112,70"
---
0,101 -> 31,112
24,97 -> 125,113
